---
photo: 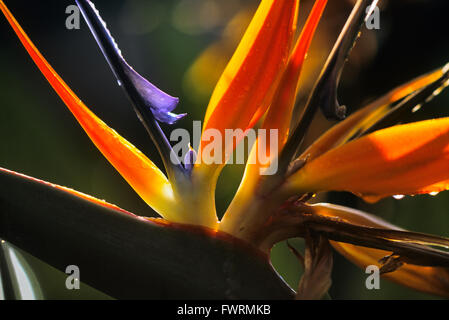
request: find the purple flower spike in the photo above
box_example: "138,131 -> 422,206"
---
123,66 -> 186,124
76,0 -> 186,125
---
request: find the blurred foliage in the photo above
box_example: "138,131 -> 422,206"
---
0,0 -> 448,299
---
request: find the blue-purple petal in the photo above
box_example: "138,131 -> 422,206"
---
78,0 -> 185,124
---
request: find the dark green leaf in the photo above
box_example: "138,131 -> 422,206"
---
0,168 -> 294,299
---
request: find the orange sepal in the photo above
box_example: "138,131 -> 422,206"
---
239,0 -> 327,181
287,118 -> 449,202
302,66 -> 447,161
263,0 -> 328,149
0,1 -> 176,218
199,0 -> 299,164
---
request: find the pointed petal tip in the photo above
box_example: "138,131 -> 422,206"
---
302,62 -> 449,163
262,0 -> 328,147
77,0 -> 184,125
153,110 -> 187,125
200,0 -> 299,150
288,117 -> 449,202
0,0 -> 179,218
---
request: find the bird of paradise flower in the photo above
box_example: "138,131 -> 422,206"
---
1,0 -> 449,299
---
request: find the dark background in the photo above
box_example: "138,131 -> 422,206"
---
0,0 -> 448,299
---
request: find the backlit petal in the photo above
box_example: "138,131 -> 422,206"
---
286,118 -> 449,202
220,1 -> 326,230
262,0 -> 327,150
302,66 -> 447,161
0,1 -> 176,218
240,0 -> 327,180
199,0 -> 299,164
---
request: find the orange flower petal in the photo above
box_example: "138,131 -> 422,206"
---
221,1 -> 326,228
235,0 -> 327,183
199,0 -> 299,163
0,1 -> 176,219
302,66 -> 447,161
286,118 -> 449,202
311,203 -> 449,297
263,0 -> 327,149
